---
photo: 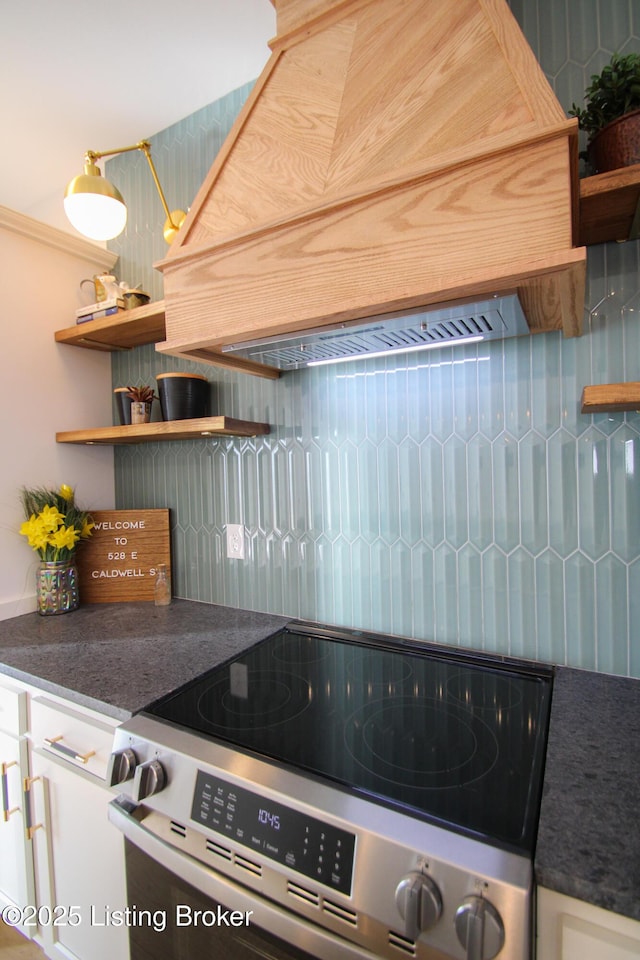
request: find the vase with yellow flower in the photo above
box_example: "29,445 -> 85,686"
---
19,484 -> 94,616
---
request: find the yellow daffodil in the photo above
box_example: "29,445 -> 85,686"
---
39,504 -> 64,532
51,526 -> 81,551
19,484 -> 94,561
80,518 -> 95,539
20,516 -> 50,552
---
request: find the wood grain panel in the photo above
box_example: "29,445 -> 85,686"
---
184,24 -> 356,248
76,509 -> 170,603
581,383 -> 640,414
275,0 -> 348,36
54,301 -> 166,351
153,346 -> 281,379
0,920 -> 45,959
479,0 -> 567,125
517,257 -> 585,337
168,0 -> 571,254
161,138 -> 579,348
56,417 -> 271,446
327,0 -> 534,192
157,0 -> 582,366
579,162 -> 640,245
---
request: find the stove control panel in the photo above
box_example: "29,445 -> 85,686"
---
191,770 -> 355,895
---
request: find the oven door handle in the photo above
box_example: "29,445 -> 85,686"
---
108,796 -> 374,960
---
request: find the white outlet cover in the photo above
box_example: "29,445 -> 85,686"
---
226,524 -> 246,559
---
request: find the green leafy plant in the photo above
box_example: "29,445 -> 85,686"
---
19,485 -> 94,561
569,52 -> 640,139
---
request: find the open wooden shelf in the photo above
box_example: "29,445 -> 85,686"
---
578,166 -> 640,417
55,300 -> 281,379
581,382 -> 640,414
56,416 -> 270,445
578,163 -> 640,246
55,300 -> 166,351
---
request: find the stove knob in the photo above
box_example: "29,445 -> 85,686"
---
395,872 -> 442,939
132,759 -> 166,801
106,748 -> 137,787
454,895 -> 505,960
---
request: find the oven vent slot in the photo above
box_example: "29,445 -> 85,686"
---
322,899 -> 357,927
388,931 -> 417,956
170,821 -> 187,838
287,882 -> 320,908
205,839 -> 232,862
234,854 -> 262,877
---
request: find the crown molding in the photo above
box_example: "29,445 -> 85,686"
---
0,205 -> 118,270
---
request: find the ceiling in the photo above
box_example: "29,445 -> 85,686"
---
1,0 -> 276,236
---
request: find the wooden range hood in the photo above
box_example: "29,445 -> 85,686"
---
156,0 -> 586,379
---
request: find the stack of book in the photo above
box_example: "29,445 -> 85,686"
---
76,297 -> 125,324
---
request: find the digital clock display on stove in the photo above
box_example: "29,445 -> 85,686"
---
190,770 -> 355,894
257,808 -> 280,830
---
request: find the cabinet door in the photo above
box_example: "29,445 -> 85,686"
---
0,730 -> 35,936
30,749 -> 129,960
537,888 -> 640,960
0,680 -> 27,737
561,918 -> 640,960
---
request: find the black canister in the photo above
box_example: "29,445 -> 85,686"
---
157,373 -> 209,421
114,387 -> 133,425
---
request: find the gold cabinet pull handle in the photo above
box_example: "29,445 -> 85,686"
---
23,775 -> 43,840
44,735 -> 96,764
1,760 -> 19,822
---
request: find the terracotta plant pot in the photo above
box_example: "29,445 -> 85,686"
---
587,108 -> 640,174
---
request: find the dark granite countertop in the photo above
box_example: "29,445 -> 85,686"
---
535,666 -> 640,921
1,607 -> 638,922
0,600 -> 289,721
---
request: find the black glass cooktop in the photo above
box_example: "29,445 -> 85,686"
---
146,625 -> 552,854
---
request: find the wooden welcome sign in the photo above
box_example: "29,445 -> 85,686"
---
76,509 -> 171,603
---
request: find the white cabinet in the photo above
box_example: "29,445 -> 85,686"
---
29,695 -> 129,960
0,674 -> 129,960
0,677 -> 36,937
537,888 -> 640,960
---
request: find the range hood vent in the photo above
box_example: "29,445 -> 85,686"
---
156,0 -> 586,379
222,294 -> 527,370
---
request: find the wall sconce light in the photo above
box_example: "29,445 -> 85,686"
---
64,139 -> 186,244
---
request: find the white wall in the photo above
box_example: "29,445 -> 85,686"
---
0,207 -> 116,619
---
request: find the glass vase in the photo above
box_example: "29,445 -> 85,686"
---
37,560 -> 79,616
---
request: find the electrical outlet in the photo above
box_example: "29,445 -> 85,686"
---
226,524 -> 246,560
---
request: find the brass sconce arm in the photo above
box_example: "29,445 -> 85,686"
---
65,139 -> 186,244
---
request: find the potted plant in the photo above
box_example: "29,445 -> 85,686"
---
569,52 -> 640,174
19,484 -> 94,615
126,385 -> 157,424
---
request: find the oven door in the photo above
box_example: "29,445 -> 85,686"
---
109,796 -> 376,960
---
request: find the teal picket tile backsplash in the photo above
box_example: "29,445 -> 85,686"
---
110,1 -> 640,675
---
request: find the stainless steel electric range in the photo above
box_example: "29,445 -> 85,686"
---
108,623 -> 552,960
